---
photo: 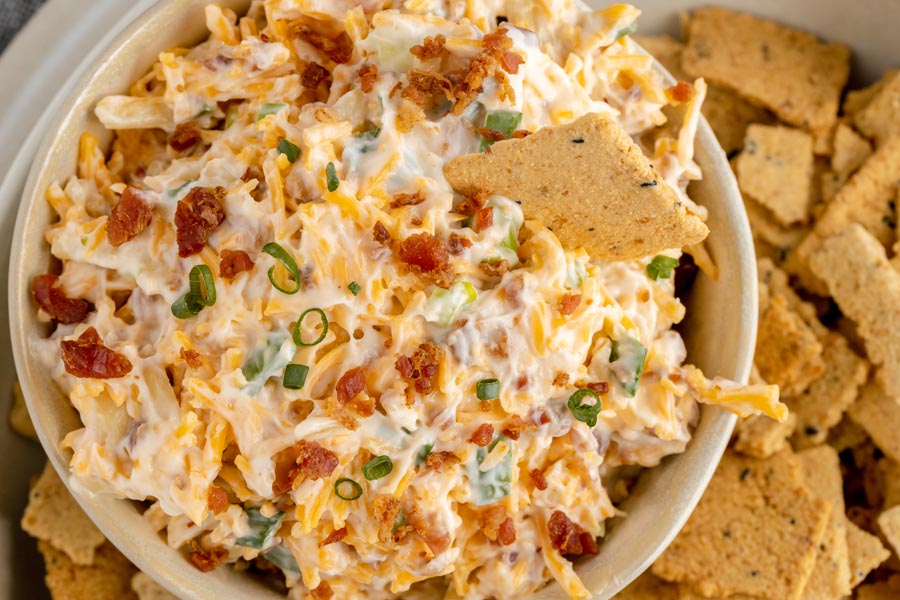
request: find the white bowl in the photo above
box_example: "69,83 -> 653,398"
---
8,1 -> 755,598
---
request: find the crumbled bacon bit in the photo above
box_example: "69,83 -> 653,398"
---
373,221 -> 392,245
402,69 -> 454,107
453,29 -> 521,113
475,127 -> 506,142
395,342 -> 443,395
107,186 -> 153,247
515,374 -> 529,389
61,327 -> 132,379
548,510 -> 599,557
31,274 -> 92,324
301,61 -> 330,88
318,527 -> 347,547
219,249 -> 254,279
498,517 -> 516,545
272,440 -> 338,495
294,26 -> 352,64
358,63 -> 378,93
586,382 -> 610,396
425,451 -> 459,471
479,505 -> 515,544
482,29 -> 512,52
448,233 -> 472,255
397,233 -> 454,287
389,81 -> 403,99
479,260 -> 509,277
407,507 -> 450,556
181,347 -> 202,368
207,485 -> 228,514
311,582 -> 334,600
667,81 -> 695,104
373,494 -> 401,541
502,415 -> 536,441
474,206 -> 494,231
336,367 -> 367,403
410,35 -> 446,60
327,396 -> 359,431
390,191 -> 425,209
530,469 -> 548,490
169,123 -> 202,152
470,423 -> 494,447
511,129 -> 532,139
189,546 -> 228,572
553,372 -> 570,387
558,294 -> 582,315
457,189 -> 487,216
175,186 -> 226,258
500,50 -> 523,74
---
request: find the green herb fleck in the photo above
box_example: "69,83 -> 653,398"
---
277,138 -> 301,163
646,255 -> 679,280
326,162 -> 339,192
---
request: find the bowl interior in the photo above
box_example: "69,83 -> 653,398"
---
8,1 -> 754,598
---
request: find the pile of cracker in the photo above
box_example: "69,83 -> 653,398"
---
617,6 -> 900,600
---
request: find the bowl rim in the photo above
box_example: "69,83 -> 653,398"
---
8,1 -> 754,598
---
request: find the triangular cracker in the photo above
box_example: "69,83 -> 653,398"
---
443,113 -> 709,261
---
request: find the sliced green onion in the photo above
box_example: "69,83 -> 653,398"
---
334,478 -> 363,501
235,508 -> 284,549
256,102 -> 286,121
424,281 -> 478,327
262,242 -> 301,294
480,110 -> 522,150
293,307 -> 328,347
567,388 -> 602,427
348,281 -> 361,296
362,455 -> 393,481
171,293 -> 204,319
188,264 -> 216,306
355,127 -> 381,140
193,104 -> 214,118
326,162 -> 340,192
468,435 -> 512,505
646,255 -> 680,280
414,442 -> 434,467
225,104 -> 240,129
283,364 -> 309,390
277,138 -> 301,163
615,21 -> 638,41
610,336 -> 648,397
476,378 -> 500,400
263,544 -> 300,573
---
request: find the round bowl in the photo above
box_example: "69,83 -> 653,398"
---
8,1 -> 755,598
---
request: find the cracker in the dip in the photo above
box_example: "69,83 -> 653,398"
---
22,461 -> 106,566
443,112 -> 709,261
736,124 -> 814,226
9,381 -> 37,441
755,294 -> 825,397
853,71 -> 900,146
651,449 -> 831,599
682,8 -> 849,140
39,540 -> 139,600
845,520 -> 890,587
848,381 -> 900,464
131,572 -> 177,600
809,225 -> 900,397
831,122 -> 873,178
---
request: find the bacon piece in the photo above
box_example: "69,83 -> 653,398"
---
181,347 -> 202,368
390,191 -> 425,209
301,61 -> 330,88
457,189 -> 487,216
475,127 -> 506,143
373,494 -> 401,541
31,274 -> 92,324
61,328 -> 132,379
425,451 -> 459,471
502,415 -> 536,441
558,293 -> 582,315
553,372 -> 570,387
395,342 -> 443,395
107,186 -> 153,247
448,233 -> 472,255
408,507 -> 450,556
169,123 -> 202,152
500,51 -> 523,74
470,423 -> 494,447
272,440 -> 338,495
410,35 -> 446,60
585,382 -> 610,396
479,260 -> 509,277
318,526 -> 347,547
454,29 -> 521,113
479,506 -> 516,545
373,221 -> 392,245
498,517 -> 516,545
219,249 -> 254,279
336,367 -> 366,403
174,186 -> 226,258
548,510 -> 599,557
530,468 -> 548,491
358,63 -> 378,93
667,81 -> 695,104
474,206 -> 494,230
207,485 -> 228,514
295,26 -> 352,64
511,129 -> 532,139
311,582 -> 334,600
402,69 -> 454,107
189,546 -> 228,572
397,233 -> 454,288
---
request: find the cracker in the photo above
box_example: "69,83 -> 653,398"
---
675,585 -> 755,599
788,333 -> 869,448
633,35 -> 689,81
682,8 -> 849,139
826,416 -> 869,452
22,461 -> 105,566
842,72 -> 898,118
857,579 -> 900,600
854,71 -> 900,146
39,540 -> 139,600
877,505 -> 900,558
615,570 -> 679,600
819,170 -> 845,205
443,113 -> 709,261
733,413 -> 797,459
704,85 -> 775,157
881,458 -> 900,510
831,122 -> 872,177
757,258 -> 827,339
131,572 -> 178,600
845,520 -> 890,587
9,381 -> 37,441
735,125 -> 814,226
745,199 -> 809,266
755,294 -> 825,397
809,225 -> 900,397
848,381 -> 900,464
651,449 -> 831,599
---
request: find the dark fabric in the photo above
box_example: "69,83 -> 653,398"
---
0,0 -> 47,53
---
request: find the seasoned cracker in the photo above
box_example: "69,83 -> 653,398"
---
826,416 -> 870,452
651,449 -> 831,599
877,505 -> 900,558
443,113 -> 709,261
854,71 -> 900,146
39,540 -> 139,600
614,570 -> 679,600
745,199 -> 809,267
831,122 -> 872,177
9,381 -> 37,441
682,8 -> 849,139
704,85 -> 775,157
819,170 -> 845,205
675,584 -> 755,599
633,35 -> 689,81
755,294 -> 825,397
757,258 -> 827,339
842,72 -> 898,118
22,461 -> 105,566
131,572 -> 178,600
857,579 -> 900,600
848,381 -> 900,464
736,124 -> 814,226
809,225 -> 900,397
845,520 -> 890,587
881,458 -> 900,509
733,413 -> 797,459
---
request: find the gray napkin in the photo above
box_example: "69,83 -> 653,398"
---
0,0 -> 47,53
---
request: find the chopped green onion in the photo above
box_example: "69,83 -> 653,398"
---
646,255 -> 680,280
293,308 -> 328,347
476,378 -> 500,400
567,388 -> 602,427
171,293 -> 204,319
262,242 -> 301,294
355,127 -> 381,140
468,435 -> 512,505
277,138 -> 301,163
263,544 -> 300,573
609,336 -> 648,397
256,103 -> 286,121
362,455 -> 393,481
242,336 -> 291,395
348,281 -> 361,296
193,104 -> 214,118
283,364 -> 309,390
424,281 -> 478,327
326,162 -> 340,192
334,478 -> 363,501
225,104 -> 240,129
414,442 -> 434,467
480,110 -> 522,150
391,510 -> 408,533
188,264 -> 216,306
615,22 -> 638,40
235,508 -> 284,549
